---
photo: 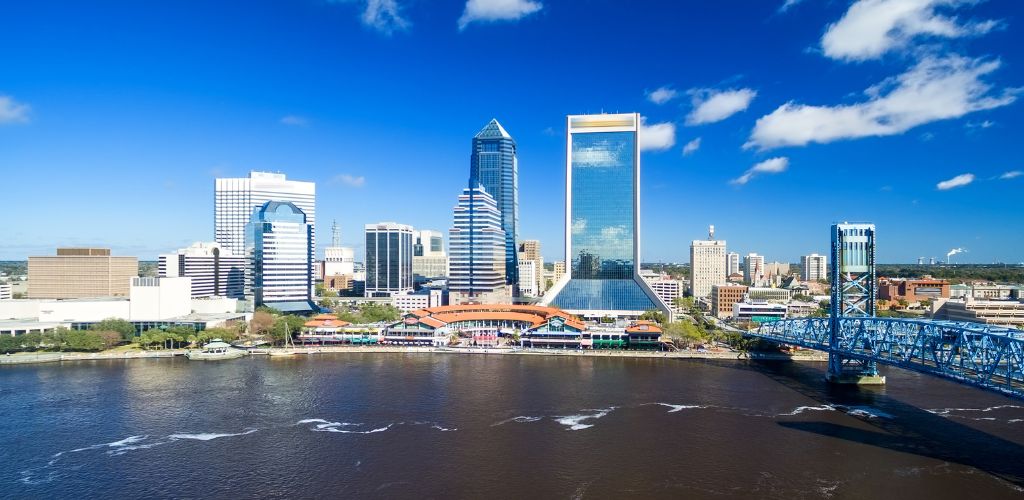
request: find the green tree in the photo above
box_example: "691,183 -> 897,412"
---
250,311 -> 275,336
271,315 -> 307,345
90,318 -> 136,342
639,309 -> 666,325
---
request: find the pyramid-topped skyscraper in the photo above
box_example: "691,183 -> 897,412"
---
469,119 -> 519,293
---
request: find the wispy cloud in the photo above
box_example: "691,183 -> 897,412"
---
731,157 -> 789,185
821,0 -> 999,62
280,115 -> 309,126
778,0 -> 805,13
965,119 -> 995,129
330,0 -> 410,35
682,137 -> 701,156
646,86 -> 678,105
746,55 -> 1017,150
332,174 -> 366,188
458,0 -> 542,31
0,95 -> 31,124
999,170 -> 1022,180
936,173 -> 974,190
685,88 -> 757,126
638,117 -> 675,152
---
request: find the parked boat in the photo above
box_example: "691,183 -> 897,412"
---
186,339 -> 248,360
268,323 -> 298,357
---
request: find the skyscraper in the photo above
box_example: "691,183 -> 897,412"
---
542,113 -> 671,320
364,222 -> 414,297
448,186 -> 510,305
469,119 -> 519,290
215,171 -> 315,258
690,225 -> 727,299
801,253 -> 827,282
726,252 -> 741,277
159,241 -> 246,298
246,201 -> 314,312
518,240 -> 543,296
744,253 -> 765,286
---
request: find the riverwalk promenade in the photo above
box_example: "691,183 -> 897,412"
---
0,345 -> 828,365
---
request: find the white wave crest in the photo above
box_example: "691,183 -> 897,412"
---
652,403 -> 709,413
168,429 -> 258,441
840,406 -> 893,419
492,416 -> 544,426
316,424 -> 392,434
777,405 -> 835,416
431,425 -> 457,432
555,408 -> 615,431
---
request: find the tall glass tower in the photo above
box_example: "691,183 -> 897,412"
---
469,119 -> 519,291
542,113 -> 671,320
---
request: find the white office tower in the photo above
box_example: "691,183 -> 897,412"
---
448,186 -> 510,305
518,257 -> 538,297
247,201 -> 315,313
364,222 -> 414,297
215,171 -> 316,258
801,253 -> 828,282
726,252 -> 740,277
690,225 -> 727,299
323,220 -> 355,277
413,229 -> 449,281
158,242 -> 247,298
744,253 -> 766,287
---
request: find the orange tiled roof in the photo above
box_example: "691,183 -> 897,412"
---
401,304 -> 586,331
626,321 -> 663,333
304,318 -> 352,328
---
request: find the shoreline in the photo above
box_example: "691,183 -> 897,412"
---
0,346 -> 829,365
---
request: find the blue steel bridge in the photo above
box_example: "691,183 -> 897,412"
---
743,222 -> 1024,400
751,316 -> 1024,399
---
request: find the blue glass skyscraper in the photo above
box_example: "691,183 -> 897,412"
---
542,113 -> 671,320
469,119 -> 519,291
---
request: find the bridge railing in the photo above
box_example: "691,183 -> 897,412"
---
753,317 -> 1024,399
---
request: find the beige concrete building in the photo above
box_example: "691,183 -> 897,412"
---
932,297 -> 1024,329
28,248 -> 138,299
518,240 -> 543,297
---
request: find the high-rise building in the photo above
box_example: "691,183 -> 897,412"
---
469,119 -> 519,290
801,253 -> 827,282
518,240 -> 543,296
744,253 -> 766,286
542,113 -> 671,320
413,230 -> 448,281
448,186 -> 510,305
323,220 -> 355,278
215,171 -> 315,258
158,242 -> 246,298
364,222 -> 414,297
518,258 -> 538,297
726,252 -> 741,277
246,201 -> 315,312
553,261 -> 566,284
690,225 -> 727,299
28,248 -> 138,299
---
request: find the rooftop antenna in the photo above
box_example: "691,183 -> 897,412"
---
709,224 -> 715,240
331,220 -> 341,247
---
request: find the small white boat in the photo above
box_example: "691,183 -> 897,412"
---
268,323 -> 298,357
186,339 -> 248,360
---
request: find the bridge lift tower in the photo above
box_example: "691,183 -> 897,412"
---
828,223 -> 886,385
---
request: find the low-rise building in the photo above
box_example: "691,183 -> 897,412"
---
711,284 -> 748,319
392,289 -> 444,312
641,271 -> 684,311
879,277 -> 950,303
932,297 -> 1024,328
732,299 -> 787,323
949,283 -> 1023,300
747,287 -> 792,302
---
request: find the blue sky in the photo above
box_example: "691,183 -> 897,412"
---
1,0 -> 1021,264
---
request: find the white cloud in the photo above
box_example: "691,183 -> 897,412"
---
332,174 -> 366,188
821,0 -> 999,62
778,0 -> 805,13
999,170 -> 1022,180
965,119 -> 994,129
638,117 -> 676,152
936,172 -> 974,190
746,55 -> 1017,150
0,95 -> 30,124
685,88 -> 757,125
731,157 -> 789,185
362,0 -> 410,34
646,86 -> 678,105
458,0 -> 542,31
280,115 -> 308,126
682,137 -> 701,156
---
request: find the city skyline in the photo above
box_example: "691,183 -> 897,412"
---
2,1 -> 1023,263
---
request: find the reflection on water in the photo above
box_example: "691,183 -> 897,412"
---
2,354 -> 1023,498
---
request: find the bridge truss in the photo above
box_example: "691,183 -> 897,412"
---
755,317 -> 1024,398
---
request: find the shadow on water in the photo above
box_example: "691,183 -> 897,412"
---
714,358 -> 1024,487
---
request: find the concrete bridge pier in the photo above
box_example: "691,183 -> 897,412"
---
826,354 -> 886,385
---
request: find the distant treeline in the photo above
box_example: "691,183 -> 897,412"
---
877,264 -> 1024,284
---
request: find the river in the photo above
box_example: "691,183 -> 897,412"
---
2,353 -> 1022,498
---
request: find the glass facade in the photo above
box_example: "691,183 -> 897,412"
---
469,119 -> 519,288
364,223 -> 413,296
549,114 -> 665,316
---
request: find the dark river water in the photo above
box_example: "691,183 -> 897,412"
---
2,353 -> 1023,499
